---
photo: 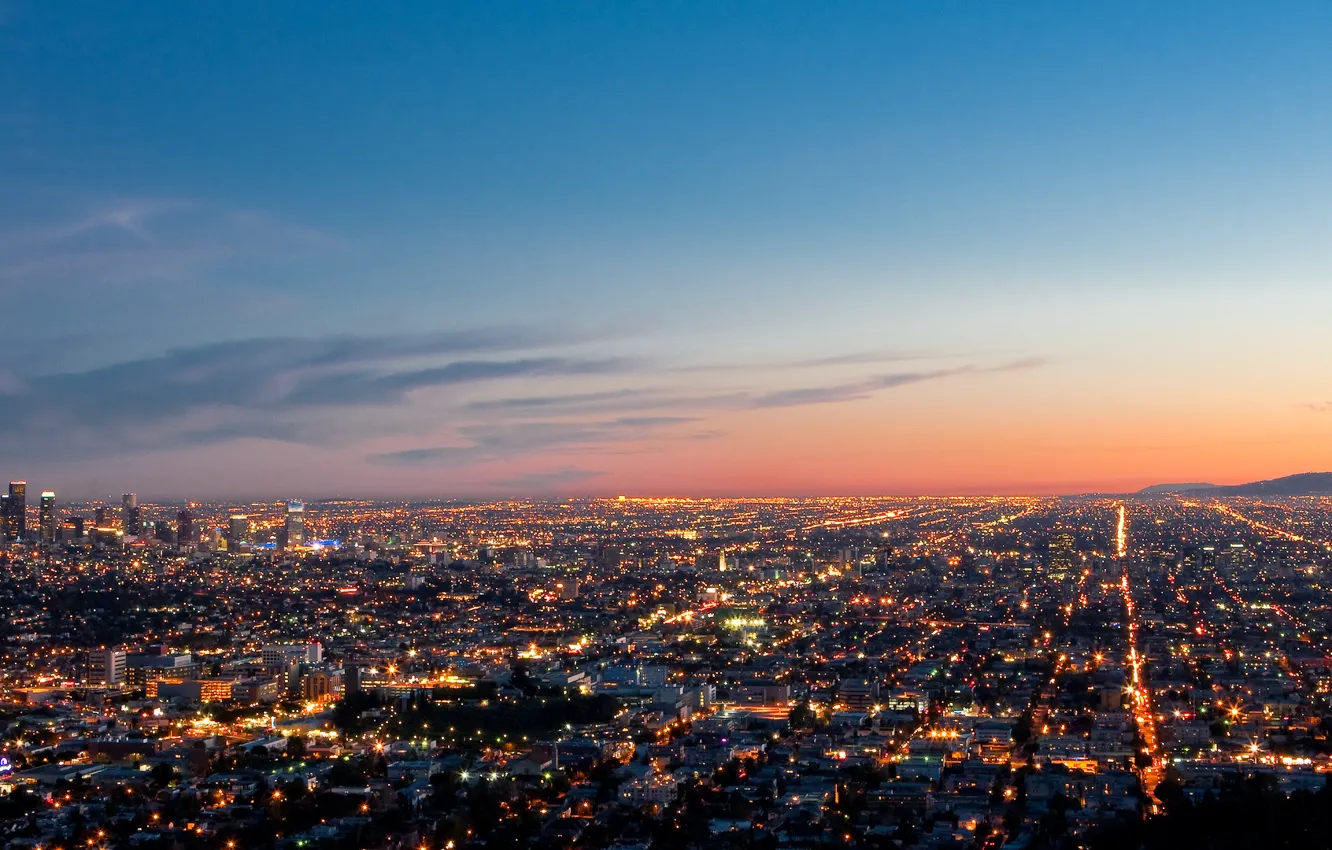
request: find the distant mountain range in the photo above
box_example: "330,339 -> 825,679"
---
1138,472 -> 1332,497
1137,482 -> 1215,494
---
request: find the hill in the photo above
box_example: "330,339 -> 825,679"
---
1139,472 -> 1332,497
1137,482 -> 1215,494
1206,472 -> 1332,496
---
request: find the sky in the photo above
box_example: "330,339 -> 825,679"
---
2,1 -> 1331,500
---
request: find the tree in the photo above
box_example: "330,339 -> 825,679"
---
1012,710 -> 1034,746
150,762 -> 178,787
1154,774 -> 1186,815
788,701 -> 817,731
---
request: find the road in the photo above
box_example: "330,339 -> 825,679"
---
1116,502 -> 1162,797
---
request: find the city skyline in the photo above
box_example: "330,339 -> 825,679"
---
4,471 -> 1332,506
4,2 -> 1332,497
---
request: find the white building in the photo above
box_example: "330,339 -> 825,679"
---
88,649 -> 127,686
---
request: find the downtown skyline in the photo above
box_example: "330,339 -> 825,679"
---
4,2 -> 1332,498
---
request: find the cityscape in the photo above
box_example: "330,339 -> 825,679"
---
6,2 -> 1332,849
0,484 -> 1327,848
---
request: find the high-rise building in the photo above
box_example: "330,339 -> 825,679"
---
262,644 -> 313,668
176,508 -> 195,549
1049,532 -> 1076,579
285,500 -> 305,548
4,481 -> 26,541
838,677 -> 881,711
228,514 -> 249,549
62,517 -> 85,542
600,543 -> 624,571
88,649 -> 127,686
344,663 -> 363,694
38,491 -> 56,543
121,493 -> 141,536
301,669 -> 341,703
152,521 -> 174,545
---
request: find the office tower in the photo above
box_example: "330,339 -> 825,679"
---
262,644 -> 313,668
88,649 -> 127,686
62,517 -> 84,542
228,514 -> 248,549
262,644 -> 311,695
4,481 -> 25,541
838,678 -> 880,711
121,493 -> 141,536
285,500 -> 305,548
1201,545 -> 1218,571
94,506 -> 110,528
176,508 -> 194,549
38,491 -> 56,543
153,522 -> 174,545
345,663 -> 363,694
1223,542 -> 1247,568
1049,532 -> 1075,579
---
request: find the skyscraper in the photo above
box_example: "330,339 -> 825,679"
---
62,517 -> 85,542
88,649 -> 127,686
285,500 -> 305,548
4,481 -> 26,542
121,493 -> 141,536
228,514 -> 249,550
39,491 -> 56,543
1049,532 -> 1075,579
176,508 -> 194,550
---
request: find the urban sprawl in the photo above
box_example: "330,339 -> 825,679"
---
0,486 -> 1329,849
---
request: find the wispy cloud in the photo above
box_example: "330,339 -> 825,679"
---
788,350 -> 929,368
283,358 -> 627,407
0,304 -> 1047,476
749,368 -> 969,408
370,417 -> 696,467
747,358 -> 1048,409
468,388 -> 649,412
365,357 -> 1046,469
668,348 -> 934,374
487,467 -> 603,492
0,198 -> 335,290
1303,401 -> 1332,413
468,356 -> 1051,416
0,328 -> 621,459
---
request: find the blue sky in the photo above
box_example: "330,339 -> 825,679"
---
3,2 -> 1331,498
